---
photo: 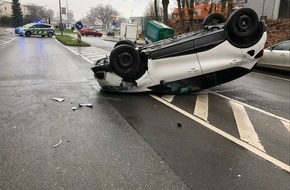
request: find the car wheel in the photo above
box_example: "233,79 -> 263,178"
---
226,8 -> 259,37
114,40 -> 136,48
25,31 -> 31,37
47,32 -> 53,37
109,44 -> 140,79
202,13 -> 226,28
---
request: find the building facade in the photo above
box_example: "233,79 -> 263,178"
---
245,0 -> 289,19
0,0 -> 29,17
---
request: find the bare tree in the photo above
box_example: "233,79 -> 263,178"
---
85,4 -> 118,29
25,3 -> 43,22
41,9 -> 54,24
145,0 -> 162,21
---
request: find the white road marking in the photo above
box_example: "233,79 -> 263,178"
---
67,46 -> 109,64
0,37 -> 17,46
149,94 -> 290,173
161,95 -> 175,102
194,93 -> 209,121
253,72 -> 290,82
281,120 -> 290,132
210,91 -> 290,123
64,45 -> 94,64
230,101 -> 265,152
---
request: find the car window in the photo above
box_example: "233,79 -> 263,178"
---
272,42 -> 290,51
43,25 -> 52,28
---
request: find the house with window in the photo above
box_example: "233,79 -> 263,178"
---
0,0 -> 29,17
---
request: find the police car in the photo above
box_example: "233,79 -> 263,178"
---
17,23 -> 55,37
91,8 -> 267,94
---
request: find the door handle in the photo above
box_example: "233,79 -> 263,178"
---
230,59 -> 243,64
188,68 -> 199,73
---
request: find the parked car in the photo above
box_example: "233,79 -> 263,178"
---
80,28 -> 102,37
257,40 -> 290,71
17,23 -> 54,37
91,8 -> 267,94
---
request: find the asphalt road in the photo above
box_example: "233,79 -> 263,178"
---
0,33 -> 189,190
0,33 -> 289,190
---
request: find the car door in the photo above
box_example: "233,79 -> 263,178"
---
29,24 -> 38,35
278,41 -> 290,69
259,41 -> 289,68
197,40 -> 244,74
37,24 -> 45,35
148,38 -> 215,84
88,29 -> 94,35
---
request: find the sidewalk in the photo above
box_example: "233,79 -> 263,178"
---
0,27 -> 5,35
56,31 -> 146,45
0,27 -> 13,36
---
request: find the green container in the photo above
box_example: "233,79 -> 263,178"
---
145,20 -> 174,43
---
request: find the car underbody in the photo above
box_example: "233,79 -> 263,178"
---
91,8 -> 267,94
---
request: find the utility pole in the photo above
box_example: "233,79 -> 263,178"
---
59,0 -> 63,35
66,0 -> 69,26
262,0 -> 265,20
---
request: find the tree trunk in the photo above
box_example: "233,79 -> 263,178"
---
154,0 -> 158,20
188,0 -> 194,31
162,0 -> 169,25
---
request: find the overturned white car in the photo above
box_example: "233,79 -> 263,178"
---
91,8 -> 267,94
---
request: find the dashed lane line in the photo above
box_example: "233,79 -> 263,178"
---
194,93 -> 209,121
281,120 -> 290,132
161,95 -> 175,102
210,90 -> 290,123
230,101 -> 265,152
161,93 -> 266,151
150,94 -> 290,173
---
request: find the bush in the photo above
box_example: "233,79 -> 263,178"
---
0,16 -> 12,26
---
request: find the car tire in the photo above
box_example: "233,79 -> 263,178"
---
202,13 -> 226,28
25,31 -> 31,37
226,8 -> 259,38
114,40 -> 136,48
109,44 -> 141,79
47,32 -> 53,37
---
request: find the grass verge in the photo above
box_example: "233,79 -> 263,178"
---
55,35 -> 90,47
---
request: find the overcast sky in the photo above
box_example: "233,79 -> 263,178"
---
19,0 -> 176,20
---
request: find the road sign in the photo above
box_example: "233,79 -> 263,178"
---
75,21 -> 83,31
